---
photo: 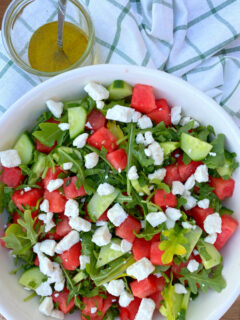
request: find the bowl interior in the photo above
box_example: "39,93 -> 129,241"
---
0,64 -> 240,320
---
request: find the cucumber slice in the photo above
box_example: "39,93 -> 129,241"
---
14,133 -> 34,165
108,80 -> 133,100
73,271 -> 87,284
183,226 -> 202,259
96,238 -> 126,268
217,159 -> 233,178
160,141 -> 180,157
19,267 -> 46,290
68,106 -> 87,139
28,152 -> 46,184
180,133 -> 212,161
197,239 -> 222,270
131,179 -> 150,195
87,188 -> 120,222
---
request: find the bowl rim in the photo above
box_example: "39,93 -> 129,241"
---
0,64 -> 240,320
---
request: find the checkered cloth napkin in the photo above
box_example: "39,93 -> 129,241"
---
0,0 -> 240,125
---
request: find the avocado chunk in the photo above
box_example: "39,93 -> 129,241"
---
96,238 -> 126,268
180,133 -> 212,161
108,80 -> 133,100
197,239 -> 222,270
19,267 -> 46,290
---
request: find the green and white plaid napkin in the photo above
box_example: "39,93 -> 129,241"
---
0,0 -> 240,125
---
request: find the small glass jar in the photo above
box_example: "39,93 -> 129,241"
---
2,0 -> 95,77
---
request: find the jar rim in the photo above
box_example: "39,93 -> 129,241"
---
1,0 -> 95,77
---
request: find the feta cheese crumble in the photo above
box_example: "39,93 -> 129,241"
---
172,181 -> 185,195
69,216 -> 91,232
184,175 -> 195,190
84,152 -> 99,169
40,199 -> 49,213
187,259 -> 199,273
40,240 -> 57,257
145,141 -> 164,165
198,198 -> 210,209
39,297 -> 54,316
106,105 -> 134,123
121,239 -> 132,253
73,133 -> 89,149
194,164 -> 209,183
134,298 -> 155,320
126,258 -> 155,281
119,290 -> 134,307
36,281 -> 52,296
84,82 -> 109,101
47,179 -> 64,192
55,230 -> 80,254
58,123 -> 70,131
165,207 -> 182,221
175,283 -> 187,294
106,279 -> 125,297
128,165 -> 139,180
0,149 -> 21,168
146,211 -> 167,227
46,100 -> 63,118
183,196 -> 197,210
171,106 -> 181,125
64,199 -> 79,218
204,233 -> 217,244
92,225 -> 112,246
107,203 -> 128,226
148,168 -> 166,181
97,183 -> 115,196
204,213 -> 222,234
137,115 -> 153,129
96,100 -> 105,110
63,162 -> 73,170
79,255 -> 90,270
38,212 -> 55,233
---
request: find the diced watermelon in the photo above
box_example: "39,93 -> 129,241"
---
43,166 -> 64,189
131,84 -> 156,113
177,156 -> 202,182
97,210 -> 109,221
101,294 -> 114,319
52,288 -> 75,314
35,140 -> 57,154
190,206 -> 214,229
130,275 -> 158,298
12,212 -> 21,224
115,216 -> 141,243
119,308 -> 129,320
152,275 -> 165,291
12,188 -> 42,212
59,242 -> 81,270
0,232 -> 6,248
153,189 -> 177,209
87,127 -> 118,153
86,108 -> 106,131
121,297 -> 141,320
34,255 -> 39,266
150,241 -> 172,266
209,177 -> 235,200
149,290 -> 163,309
55,213 -> 72,238
172,255 -> 195,279
81,295 -> 103,319
106,149 -> 128,171
214,215 -> 238,250
132,238 -> 151,261
63,176 -> 86,199
151,233 -> 161,242
163,164 -> 181,186
147,99 -> 171,126
44,190 -> 67,213
0,167 -> 24,188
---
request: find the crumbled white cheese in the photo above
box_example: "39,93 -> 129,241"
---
134,298 -> 155,320
165,218 -> 175,229
40,240 -> 57,256
182,221 -> 194,229
126,258 -> 155,281
144,131 -> 154,145
119,290 -> 134,308
64,199 -> 79,218
107,203 -> 128,227
184,175 -> 195,190
204,233 -> 217,244
38,212 -> 56,233
85,121 -> 92,129
24,187 -> 31,192
198,198 -> 210,209
96,220 -> 108,227
84,82 -> 109,101
51,310 -> 64,320
148,168 -> 166,181
79,255 -> 90,270
35,281 -> 52,296
187,259 -> 199,273
55,230 -> 80,254
106,105 -> 134,123
72,133 -> 89,149
63,162 -> 73,170
97,183 -> 115,196
146,211 -> 167,227
171,106 -> 181,125
91,307 -> 97,314
180,116 -> 199,128
110,243 -> 121,251
47,179 -> 64,192
145,142 -> 164,165
0,149 -> 21,168
209,152 -> 216,157
204,213 -> 222,234
96,100 -> 105,110
40,199 -> 49,213
183,196 -> 197,210
46,100 -> 63,118
165,207 -> 182,221
106,279 -> 125,297
84,152 -> 99,169
137,115 -> 153,129
131,111 -> 142,123
136,133 -> 145,145
69,216 -> 91,232
174,283 -> 187,294
39,297 -> 54,316
194,164 -> 209,183
193,249 -> 199,256
121,239 -> 132,253
172,181 -> 185,195
128,165 -> 139,180
58,123 -> 70,131
92,225 -> 112,246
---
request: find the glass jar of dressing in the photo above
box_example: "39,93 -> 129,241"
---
2,0 -> 95,77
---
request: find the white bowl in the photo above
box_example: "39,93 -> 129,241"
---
0,64 -> 240,320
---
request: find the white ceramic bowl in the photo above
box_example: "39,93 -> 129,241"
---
0,64 -> 240,320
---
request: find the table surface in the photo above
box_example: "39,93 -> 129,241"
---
0,1 -> 239,319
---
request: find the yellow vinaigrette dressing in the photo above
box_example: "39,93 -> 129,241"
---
28,21 -> 88,72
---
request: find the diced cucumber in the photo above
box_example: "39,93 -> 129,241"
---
197,239 -> 222,270
108,80 -> 133,100
96,238 -> 126,268
180,133 -> 212,161
183,226 -> 202,259
68,106 -> 87,139
160,141 -> 180,157
73,271 -> 87,284
87,188 -> 120,222
217,159 -> 233,178
14,132 -> 34,165
19,267 -> 46,290
28,152 -> 46,184
131,179 -> 150,195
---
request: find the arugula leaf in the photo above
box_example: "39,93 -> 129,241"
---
17,210 -> 43,246
64,96 -> 96,114
31,111 -> 52,132
126,123 -> 136,195
135,222 -> 163,241
33,123 -> 66,147
81,232 -> 94,257
150,180 -> 170,193
159,229 -> 188,264
132,144 -> 154,168
194,182 -> 221,212
182,153 -> 191,165
179,264 -> 226,294
178,121 -> 195,135
196,125 -> 215,141
204,134 -> 225,169
151,122 -> 178,142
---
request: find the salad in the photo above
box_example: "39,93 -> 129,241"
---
0,80 -> 239,320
